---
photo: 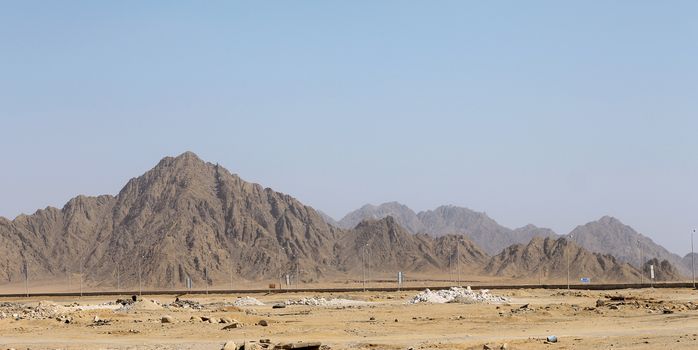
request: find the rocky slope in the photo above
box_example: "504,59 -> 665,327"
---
335,216 -> 487,278
484,237 -> 645,282
567,216 -> 688,276
0,152 -> 343,287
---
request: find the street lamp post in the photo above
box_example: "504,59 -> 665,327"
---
640,242 -> 644,286
567,234 -> 573,290
361,247 -> 366,291
366,244 -> 370,288
24,259 -> 29,298
79,258 -> 83,297
691,229 -> 696,289
457,239 -> 461,287
116,262 -> 120,291
138,253 -> 143,297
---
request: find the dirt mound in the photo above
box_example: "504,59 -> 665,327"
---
118,299 -> 163,312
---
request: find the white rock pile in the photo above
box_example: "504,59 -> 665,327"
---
232,296 -> 265,306
408,286 -> 509,304
285,297 -> 370,307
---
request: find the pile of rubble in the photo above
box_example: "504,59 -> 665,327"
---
285,297 -> 369,307
168,298 -> 204,310
232,296 -> 265,306
221,339 -> 327,350
0,301 -> 72,321
594,295 -> 698,314
408,287 -> 510,304
117,299 -> 164,312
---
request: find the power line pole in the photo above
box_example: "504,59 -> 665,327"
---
116,262 -> 120,291
566,234 -> 573,290
691,229 -> 696,289
138,254 -> 143,297
457,238 -> 461,286
366,244 -> 370,289
79,258 -> 83,297
24,259 -> 29,298
362,247 -> 366,292
640,242 -> 644,286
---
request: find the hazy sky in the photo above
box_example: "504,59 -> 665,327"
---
1,1 -> 697,255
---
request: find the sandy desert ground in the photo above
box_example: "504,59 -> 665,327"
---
1,287 -> 698,350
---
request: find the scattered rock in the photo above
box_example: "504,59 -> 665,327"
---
221,340 -> 237,350
258,319 -> 269,326
220,317 -> 234,324
161,315 -> 174,323
272,303 -> 287,309
222,322 -> 243,330
596,299 -> 605,307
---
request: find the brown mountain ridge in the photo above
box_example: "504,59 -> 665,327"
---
0,152 -> 683,289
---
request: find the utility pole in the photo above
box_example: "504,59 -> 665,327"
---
567,234 -> 573,290
24,259 -> 29,298
691,229 -> 696,289
366,244 -> 370,289
362,247 -> 366,291
640,241 -> 644,286
116,262 -> 120,291
278,247 -> 285,290
79,258 -> 83,297
449,255 -> 452,285
65,235 -> 72,292
457,237 -> 461,286
138,254 -> 143,297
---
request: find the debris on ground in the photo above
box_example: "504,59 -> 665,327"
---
233,296 -> 265,306
168,298 -> 204,310
285,297 -> 370,307
117,299 -> 164,312
408,287 -> 510,304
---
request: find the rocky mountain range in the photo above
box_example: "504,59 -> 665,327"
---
0,152 -> 685,289
335,203 -> 559,254
568,216 -> 691,276
485,237 -> 642,282
333,204 -> 690,278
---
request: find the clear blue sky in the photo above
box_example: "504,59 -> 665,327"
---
1,1 -> 696,255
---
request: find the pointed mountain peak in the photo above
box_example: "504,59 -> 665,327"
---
157,151 -> 207,168
354,215 -> 400,230
598,215 -> 623,225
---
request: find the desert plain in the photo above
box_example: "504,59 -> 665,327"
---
1,286 -> 698,350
